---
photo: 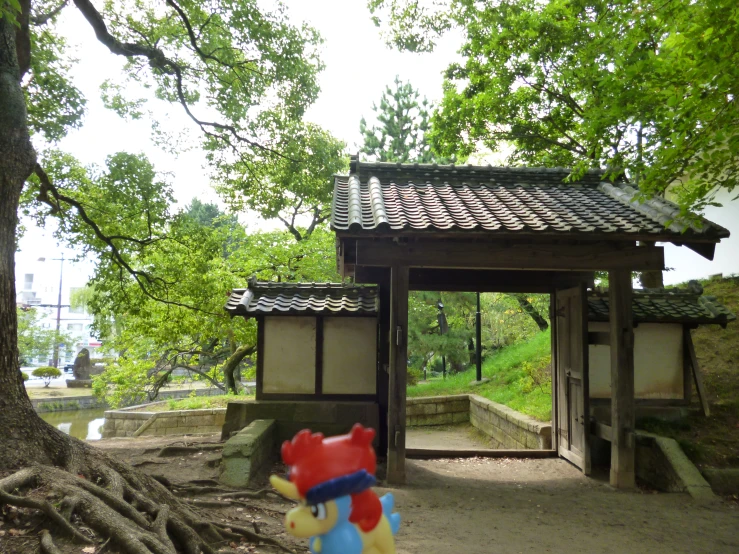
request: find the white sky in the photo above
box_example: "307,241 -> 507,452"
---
15,0 -> 739,287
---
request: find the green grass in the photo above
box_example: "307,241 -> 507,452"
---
408,330 -> 553,421
158,393 -> 254,412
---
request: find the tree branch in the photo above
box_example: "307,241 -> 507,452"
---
34,164 -> 219,316
31,0 -> 68,26
71,0 -> 289,160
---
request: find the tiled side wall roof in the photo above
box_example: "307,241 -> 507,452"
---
225,281 -> 378,317
588,288 -> 735,326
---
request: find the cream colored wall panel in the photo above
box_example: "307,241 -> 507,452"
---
322,317 -> 377,395
589,322 -> 684,399
263,317 -> 316,394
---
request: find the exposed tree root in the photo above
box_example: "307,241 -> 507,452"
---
131,459 -> 169,467
157,444 -> 223,457
209,521 -> 294,554
0,446 -> 284,554
40,529 -> 64,554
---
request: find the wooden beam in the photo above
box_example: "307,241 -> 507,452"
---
255,316 -> 264,401
409,268 -> 555,292
684,327 -> 710,417
609,269 -> 635,488
376,269 -> 391,455
550,295 -> 559,459
588,332 -> 610,346
406,448 -> 557,460
355,240 -> 664,271
386,264 -> 409,485
357,267 -> 593,292
591,421 -> 613,442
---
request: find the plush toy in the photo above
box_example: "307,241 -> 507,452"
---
270,424 -> 400,554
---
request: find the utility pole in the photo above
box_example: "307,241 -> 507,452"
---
51,255 -> 64,368
437,300 -> 448,379
476,292 -> 482,382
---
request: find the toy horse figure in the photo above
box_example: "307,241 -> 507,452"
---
270,424 -> 401,554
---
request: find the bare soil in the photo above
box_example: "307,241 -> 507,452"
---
3,433 -> 737,554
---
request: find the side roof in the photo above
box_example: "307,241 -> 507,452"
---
331,157 -> 729,258
225,278 -> 378,318
588,283 -> 735,327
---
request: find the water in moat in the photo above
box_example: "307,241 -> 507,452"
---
39,408 -> 107,440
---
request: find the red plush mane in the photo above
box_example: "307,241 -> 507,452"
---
349,488 -> 382,532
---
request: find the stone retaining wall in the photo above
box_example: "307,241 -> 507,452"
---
32,387 -> 223,413
469,395 -> 551,449
102,404 -> 226,438
406,395 -> 470,426
407,394 -> 551,450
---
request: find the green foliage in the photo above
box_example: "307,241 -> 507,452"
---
25,27 -> 86,142
408,330 -> 552,421
216,124 -> 347,241
0,0 -> 21,26
17,307 -> 57,365
370,0 -> 739,214
21,371 -> 29,382
481,293 -> 549,350
84,198 -> 338,407
360,76 -> 447,163
407,291 -> 549,376
408,291 -> 476,374
32,366 -> 62,387
92,359 -> 153,409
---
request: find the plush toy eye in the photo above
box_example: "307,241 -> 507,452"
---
310,503 -> 327,520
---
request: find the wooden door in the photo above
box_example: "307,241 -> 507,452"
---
554,284 -> 590,474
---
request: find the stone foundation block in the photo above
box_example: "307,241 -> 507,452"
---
220,419 -> 276,488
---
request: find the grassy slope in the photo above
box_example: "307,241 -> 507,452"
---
639,277 -> 739,469
407,330 -> 552,421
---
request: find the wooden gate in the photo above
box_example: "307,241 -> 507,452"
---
554,284 -> 590,474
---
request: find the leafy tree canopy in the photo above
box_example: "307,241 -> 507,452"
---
369,0 -> 739,214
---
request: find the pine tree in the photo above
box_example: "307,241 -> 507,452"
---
359,76 -> 442,163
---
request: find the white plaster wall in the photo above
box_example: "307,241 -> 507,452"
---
322,317 -> 377,395
263,317 -> 316,394
589,322 -> 684,399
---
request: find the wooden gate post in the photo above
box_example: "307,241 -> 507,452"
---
387,264 -> 409,484
609,269 -> 635,488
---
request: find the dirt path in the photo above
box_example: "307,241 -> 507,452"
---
86,435 -> 739,554
382,457 -> 739,554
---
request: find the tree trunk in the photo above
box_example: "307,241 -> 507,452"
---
0,14 -> 71,469
511,294 -> 549,331
222,343 -> 254,394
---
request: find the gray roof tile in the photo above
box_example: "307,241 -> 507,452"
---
225,279 -> 378,317
332,160 -> 729,241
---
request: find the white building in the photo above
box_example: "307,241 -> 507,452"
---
15,253 -> 101,368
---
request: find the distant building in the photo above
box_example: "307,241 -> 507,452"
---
15,255 -> 101,367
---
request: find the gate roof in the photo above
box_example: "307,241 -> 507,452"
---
332,158 -> 728,258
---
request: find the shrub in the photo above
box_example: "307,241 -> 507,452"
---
21,371 -> 29,381
32,366 -> 62,387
